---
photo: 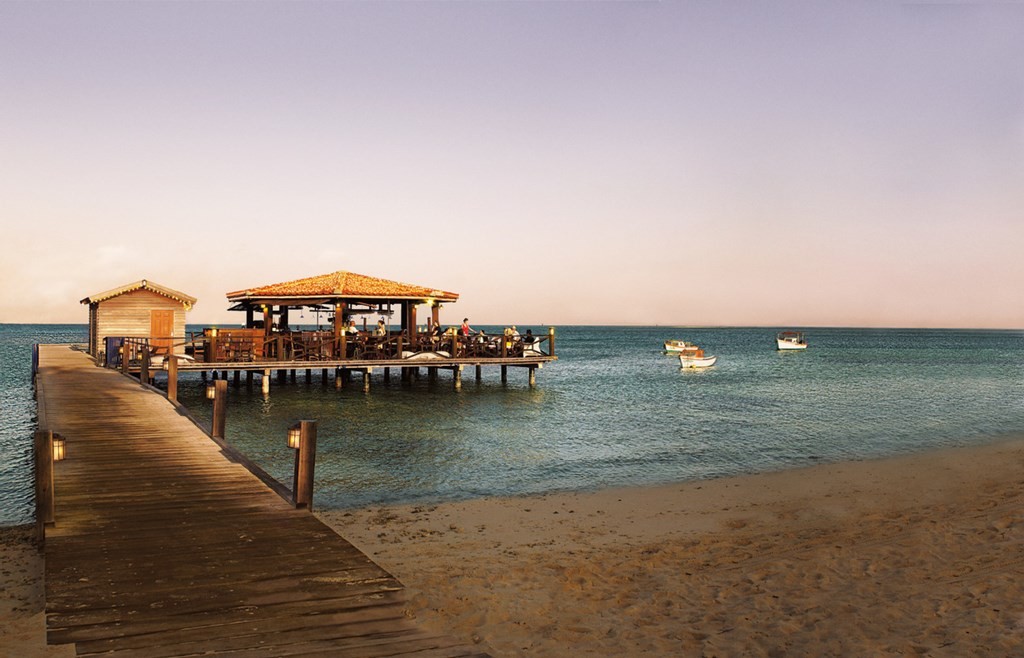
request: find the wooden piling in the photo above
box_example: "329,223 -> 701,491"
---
529,366 -> 536,387
454,366 -> 462,390
501,366 -> 507,383
167,355 -> 178,402
140,349 -> 150,385
293,420 -> 317,509
34,429 -> 55,541
262,369 -> 270,394
212,380 -> 228,439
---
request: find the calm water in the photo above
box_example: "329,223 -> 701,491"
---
3,324 -> 1023,524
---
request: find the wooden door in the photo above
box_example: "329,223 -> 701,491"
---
150,310 -> 175,356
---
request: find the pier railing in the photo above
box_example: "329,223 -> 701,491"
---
103,327 -> 555,368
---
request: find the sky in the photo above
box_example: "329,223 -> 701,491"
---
1,1 -> 1021,328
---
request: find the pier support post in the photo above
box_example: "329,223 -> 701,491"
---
233,370 -> 240,386
363,368 -> 372,393
428,367 -> 437,381
454,366 -> 462,390
476,365 -> 482,381
246,370 -> 253,388
384,367 -> 390,383
167,355 -> 178,402
305,368 -> 312,384
501,366 -> 507,384
529,366 -> 536,387
34,429 -> 55,542
212,380 -> 228,439
292,420 -> 318,509
262,369 -> 271,394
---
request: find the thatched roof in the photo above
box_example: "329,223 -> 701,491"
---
226,271 -> 458,305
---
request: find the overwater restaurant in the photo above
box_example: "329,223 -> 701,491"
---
186,270 -> 554,370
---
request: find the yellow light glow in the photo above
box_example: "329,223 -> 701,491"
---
52,435 -> 66,462
287,425 -> 301,449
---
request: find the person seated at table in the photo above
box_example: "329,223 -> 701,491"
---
346,319 -> 360,336
523,328 -> 536,344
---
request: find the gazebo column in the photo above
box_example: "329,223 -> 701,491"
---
245,305 -> 254,328
263,306 -> 272,336
334,302 -> 345,345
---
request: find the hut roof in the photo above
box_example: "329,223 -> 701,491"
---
80,280 -> 196,310
226,271 -> 459,304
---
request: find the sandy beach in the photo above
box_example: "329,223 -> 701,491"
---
323,438 -> 1024,657
4,438 -> 1023,657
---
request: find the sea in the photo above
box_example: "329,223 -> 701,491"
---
3,324 -> 1023,526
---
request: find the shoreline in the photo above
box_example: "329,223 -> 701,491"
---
4,437 -> 1023,656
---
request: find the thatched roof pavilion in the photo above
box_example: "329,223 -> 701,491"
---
226,270 -> 458,338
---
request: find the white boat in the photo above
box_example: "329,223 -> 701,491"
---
776,331 -> 807,350
664,339 -> 697,353
678,344 -> 717,368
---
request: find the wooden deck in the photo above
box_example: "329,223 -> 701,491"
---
35,344 -> 488,657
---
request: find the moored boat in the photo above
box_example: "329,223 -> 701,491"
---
777,331 -> 807,350
678,344 -> 717,368
664,339 -> 696,353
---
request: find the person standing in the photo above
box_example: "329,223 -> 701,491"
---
460,318 -> 473,336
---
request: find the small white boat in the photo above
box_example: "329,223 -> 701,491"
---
664,339 -> 697,353
678,345 -> 717,368
776,331 -> 807,350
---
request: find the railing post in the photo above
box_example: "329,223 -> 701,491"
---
340,334 -> 347,361
121,340 -> 130,375
140,348 -> 150,385
167,355 -> 178,402
548,327 -> 556,357
293,420 -> 318,509
212,379 -> 228,439
34,430 -> 55,543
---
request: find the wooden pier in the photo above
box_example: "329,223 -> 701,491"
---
35,344 -> 488,657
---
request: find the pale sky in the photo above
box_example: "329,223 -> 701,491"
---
1,2 -> 1021,328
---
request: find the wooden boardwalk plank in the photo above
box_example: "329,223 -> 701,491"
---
36,345 -> 488,657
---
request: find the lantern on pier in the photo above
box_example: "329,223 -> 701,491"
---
287,423 -> 302,449
52,434 -> 67,462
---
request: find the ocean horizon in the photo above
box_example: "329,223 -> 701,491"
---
3,323 -> 1023,526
